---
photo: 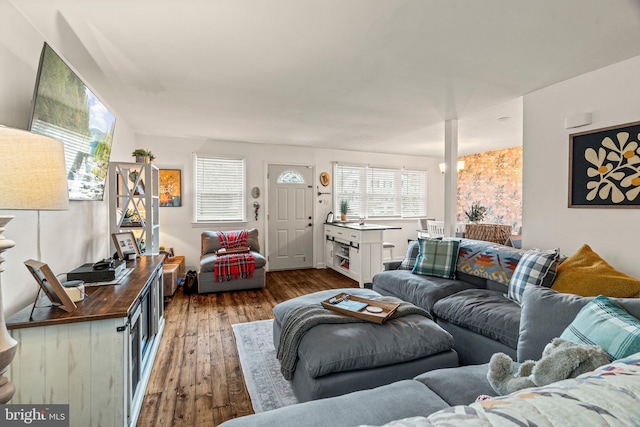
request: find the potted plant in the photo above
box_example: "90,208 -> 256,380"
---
131,149 -> 155,163
339,199 -> 349,222
465,201 -> 488,223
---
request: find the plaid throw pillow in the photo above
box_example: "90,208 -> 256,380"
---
399,240 -> 420,270
561,295 -> 640,361
507,249 -> 560,304
412,238 -> 460,279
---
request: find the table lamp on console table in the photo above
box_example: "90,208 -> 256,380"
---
0,126 -> 69,403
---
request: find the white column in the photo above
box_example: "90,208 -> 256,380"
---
444,120 -> 458,237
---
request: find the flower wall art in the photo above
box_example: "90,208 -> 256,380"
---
569,121 -> 640,208
159,169 -> 182,207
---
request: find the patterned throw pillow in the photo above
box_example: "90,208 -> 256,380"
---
456,238 -> 524,286
507,249 -> 560,304
399,240 -> 420,270
412,238 -> 460,280
561,295 -> 640,361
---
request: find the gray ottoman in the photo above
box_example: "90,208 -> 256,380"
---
273,288 -> 459,402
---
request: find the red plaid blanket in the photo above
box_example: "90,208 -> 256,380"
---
214,230 -> 255,282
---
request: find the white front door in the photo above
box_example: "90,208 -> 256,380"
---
267,164 -> 314,270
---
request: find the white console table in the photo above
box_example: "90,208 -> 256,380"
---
324,223 -> 399,287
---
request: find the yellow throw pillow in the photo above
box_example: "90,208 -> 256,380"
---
551,244 -> 640,298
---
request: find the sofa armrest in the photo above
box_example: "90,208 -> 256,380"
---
384,260 -> 403,271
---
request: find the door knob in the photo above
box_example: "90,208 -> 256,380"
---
308,223 -> 313,227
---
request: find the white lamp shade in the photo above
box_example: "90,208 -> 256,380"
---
0,127 -> 69,210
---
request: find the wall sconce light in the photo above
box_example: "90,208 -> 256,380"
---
439,160 -> 465,174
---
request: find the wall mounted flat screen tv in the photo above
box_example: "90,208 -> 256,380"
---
28,42 -> 116,201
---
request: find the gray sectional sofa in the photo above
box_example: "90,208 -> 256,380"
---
373,238 -> 525,365
219,286 -> 640,427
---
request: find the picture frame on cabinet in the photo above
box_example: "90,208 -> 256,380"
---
112,231 -> 141,260
24,259 -> 77,312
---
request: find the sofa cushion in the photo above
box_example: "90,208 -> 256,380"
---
507,248 -> 560,304
560,295 -> 640,361
201,228 -> 260,255
399,240 -> 419,270
412,238 -> 460,280
518,286 -> 640,362
218,380 -> 450,427
297,314 -> 454,378
456,239 -> 524,287
433,289 -> 521,349
413,363 -> 495,405
200,251 -> 266,273
551,244 -> 640,297
372,270 -> 480,315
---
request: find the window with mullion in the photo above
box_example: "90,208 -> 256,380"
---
367,168 -> 401,218
194,154 -> 246,222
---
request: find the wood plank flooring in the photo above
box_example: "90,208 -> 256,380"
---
137,268 -> 359,427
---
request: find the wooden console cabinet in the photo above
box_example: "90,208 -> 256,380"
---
6,256 -> 165,427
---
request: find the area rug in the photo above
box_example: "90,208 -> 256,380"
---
232,319 -> 299,412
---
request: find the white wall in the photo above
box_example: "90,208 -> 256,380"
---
0,2 -> 138,317
126,134 -> 443,271
523,54 -> 640,278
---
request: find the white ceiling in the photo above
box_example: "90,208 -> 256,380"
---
9,0 -> 640,157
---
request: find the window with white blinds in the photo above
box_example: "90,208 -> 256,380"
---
334,164 -> 427,219
194,154 -> 246,222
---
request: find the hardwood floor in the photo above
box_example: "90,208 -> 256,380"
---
137,268 -> 359,427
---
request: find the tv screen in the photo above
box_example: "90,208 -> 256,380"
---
28,42 -> 115,201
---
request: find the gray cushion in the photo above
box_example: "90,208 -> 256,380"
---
217,380 -> 449,427
297,314 -> 454,378
199,251 -> 266,272
399,240 -> 419,270
372,270 -> 479,315
433,289 -> 521,349
518,286 -> 640,362
201,228 -> 260,255
414,363 -> 496,405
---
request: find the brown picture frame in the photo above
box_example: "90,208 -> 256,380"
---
569,120 -> 640,208
111,231 -> 141,260
24,259 -> 77,312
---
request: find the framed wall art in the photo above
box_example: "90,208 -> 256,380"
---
569,121 -> 640,208
159,169 -> 182,207
24,259 -> 77,312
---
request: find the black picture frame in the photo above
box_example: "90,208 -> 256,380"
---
569,121 -> 640,208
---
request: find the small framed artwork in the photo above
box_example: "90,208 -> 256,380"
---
569,121 -> 640,208
24,259 -> 77,312
112,231 -> 141,259
159,169 -> 182,207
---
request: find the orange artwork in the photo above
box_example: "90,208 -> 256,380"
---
457,146 -> 522,232
159,169 -> 182,207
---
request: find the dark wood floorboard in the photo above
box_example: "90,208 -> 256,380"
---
136,268 -> 359,427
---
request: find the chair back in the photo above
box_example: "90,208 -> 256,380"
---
426,220 -> 445,238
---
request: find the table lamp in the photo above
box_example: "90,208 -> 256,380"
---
0,126 -> 69,403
